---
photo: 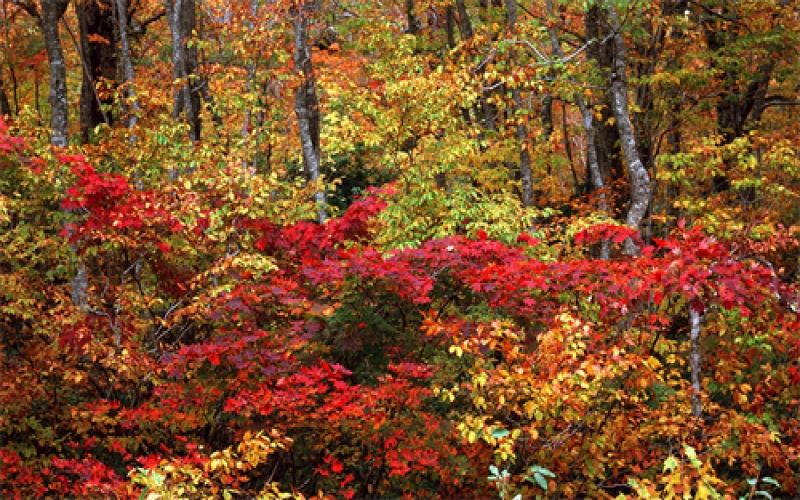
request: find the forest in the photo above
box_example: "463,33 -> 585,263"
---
0,0 -> 799,498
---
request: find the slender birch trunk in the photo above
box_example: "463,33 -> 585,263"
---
689,307 -> 704,418
606,3 -> 651,255
293,3 -> 326,223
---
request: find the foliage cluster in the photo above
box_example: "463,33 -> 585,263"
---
1,0 -> 799,498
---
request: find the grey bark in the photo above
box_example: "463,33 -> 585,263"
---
167,0 -> 201,141
585,4 -> 625,211
607,4 -> 651,255
40,0 -> 71,147
33,0 -> 90,308
547,0 -> 608,259
293,4 -> 326,223
504,0 -> 532,208
689,307 -> 703,418
114,0 -> 139,132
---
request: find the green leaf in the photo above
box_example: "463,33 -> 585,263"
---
761,477 -> 780,488
533,472 -> 549,490
529,465 -> 556,478
491,428 -> 510,438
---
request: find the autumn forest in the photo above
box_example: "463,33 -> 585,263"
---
1,0 -> 799,498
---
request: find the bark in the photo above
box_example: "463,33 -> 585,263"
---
607,4 -> 651,255
241,0 -> 259,173
293,3 -> 326,223
405,0 -> 421,34
584,4 -> 625,207
114,0 -> 139,131
167,0 -> 201,141
454,0 -> 473,40
542,95 -> 553,142
40,0 -> 71,147
689,307 -> 704,419
702,7 -> 776,193
32,0 -> 90,308
78,0 -> 115,143
548,0 -> 608,259
504,0 -> 532,208
444,6 -> 456,48
0,70 -> 10,116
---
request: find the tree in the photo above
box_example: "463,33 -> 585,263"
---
77,0 -> 114,143
16,0 -> 71,146
1,0 -> 799,498
293,0 -> 326,223
166,0 -> 201,141
606,2 -> 651,253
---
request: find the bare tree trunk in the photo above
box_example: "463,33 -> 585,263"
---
689,307 -> 704,418
293,3 -> 326,223
241,0 -> 258,174
547,0 -> 609,259
585,4 -> 625,210
0,70 -> 10,116
167,0 -> 201,142
444,5 -> 456,48
40,0 -> 71,147
607,4 -> 651,255
504,0 -> 532,208
455,0 -> 473,40
30,0 -> 91,308
78,0 -> 115,143
114,0 -> 139,132
405,0 -> 421,34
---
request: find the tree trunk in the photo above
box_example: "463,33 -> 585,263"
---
504,0 -> 532,208
455,0 -> 473,40
293,3 -> 326,223
548,0 -> 608,259
113,0 -> 139,132
0,70 -> 10,116
585,4 -> 625,209
689,307 -> 704,419
702,7 -> 776,193
40,0 -> 71,147
444,5 -> 456,48
405,0 -> 421,34
36,0 -> 90,308
607,4 -> 651,255
167,0 -> 201,141
78,0 -> 115,143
